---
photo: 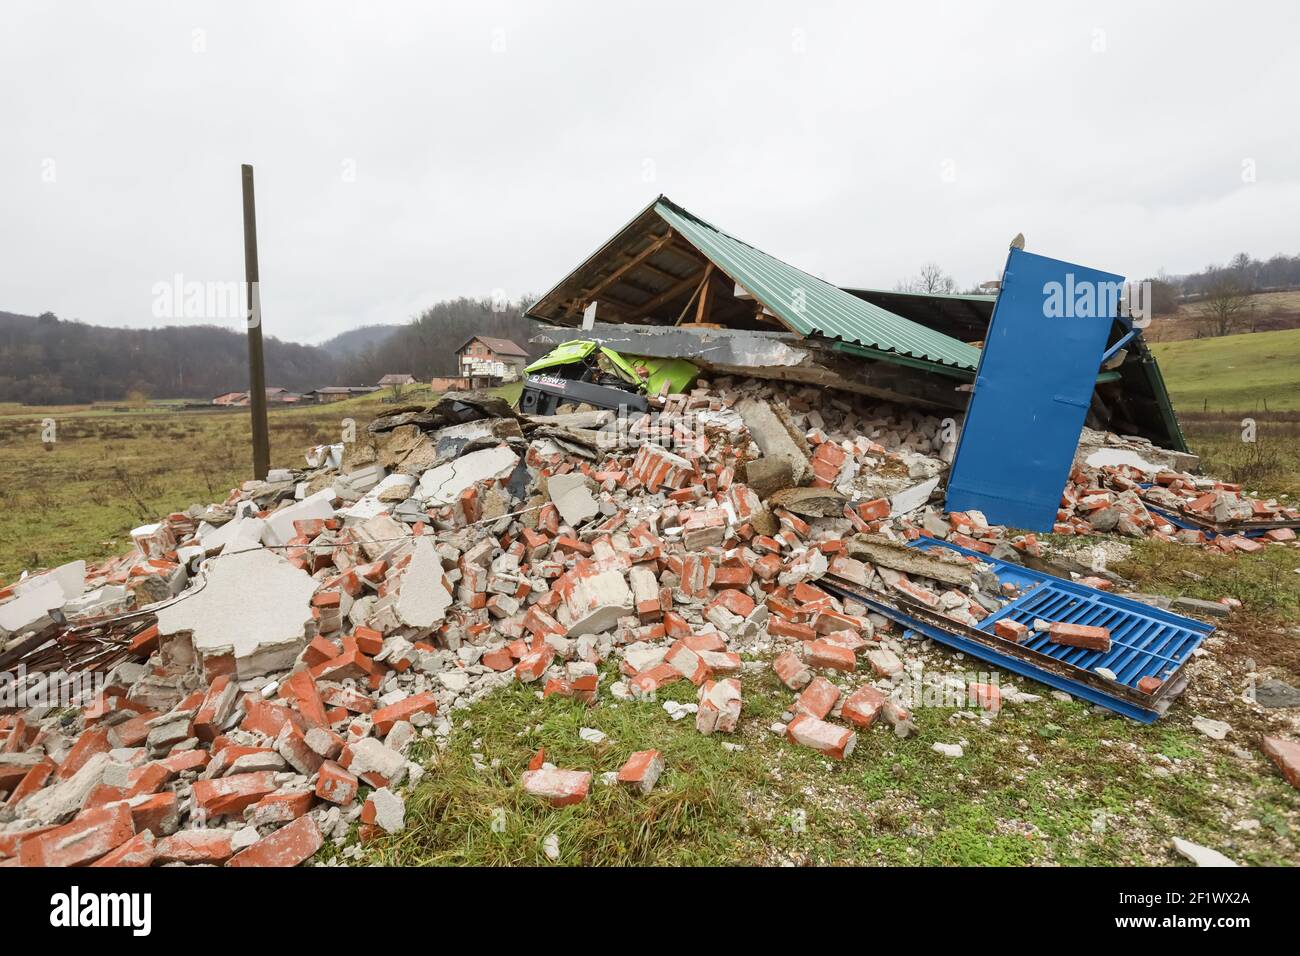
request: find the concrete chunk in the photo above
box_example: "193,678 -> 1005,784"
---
155,549 -> 318,678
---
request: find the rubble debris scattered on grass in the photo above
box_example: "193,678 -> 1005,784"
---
2,380 -> 1298,868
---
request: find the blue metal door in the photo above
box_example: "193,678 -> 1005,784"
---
946,248 -> 1123,530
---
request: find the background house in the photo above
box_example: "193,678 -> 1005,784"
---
455,336 -> 528,380
377,372 -> 416,398
306,386 -> 380,403
210,387 -> 302,406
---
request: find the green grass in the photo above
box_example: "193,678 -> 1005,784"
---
0,384 -> 518,581
1153,327 -> 1300,413
1114,537 -> 1300,617
352,605 -> 1300,867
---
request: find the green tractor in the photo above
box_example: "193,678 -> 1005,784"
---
519,340 -> 698,416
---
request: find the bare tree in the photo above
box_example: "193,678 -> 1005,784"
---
1196,276 -> 1256,338
895,263 -> 958,294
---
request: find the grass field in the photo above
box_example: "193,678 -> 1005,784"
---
1148,289 -> 1300,343
1152,327 -> 1300,413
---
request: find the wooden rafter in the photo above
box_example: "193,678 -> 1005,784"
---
564,231 -> 674,317
688,263 -> 717,325
626,265 -> 710,321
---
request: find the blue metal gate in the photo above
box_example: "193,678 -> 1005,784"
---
946,248 -> 1123,531
822,537 -> 1213,722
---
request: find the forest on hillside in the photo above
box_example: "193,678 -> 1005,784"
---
0,297 -> 543,404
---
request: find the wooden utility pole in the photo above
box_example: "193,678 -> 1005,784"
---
241,164 -> 270,479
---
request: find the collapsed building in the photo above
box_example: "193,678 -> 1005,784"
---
2,199 -> 1299,868
526,194 -> 1188,454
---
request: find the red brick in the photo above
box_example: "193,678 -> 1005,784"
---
155,829 -> 234,864
795,676 -> 841,719
857,498 -> 890,521
249,790 -> 316,826
664,641 -> 710,685
192,674 -> 238,741
629,663 -> 681,697
241,698 -> 304,739
19,803 -> 134,867
129,624 -> 160,656
127,791 -> 180,836
227,815 -> 324,867
520,767 -> 591,806
752,553 -> 782,581
803,640 -> 856,672
841,684 -> 886,728
482,646 -> 515,671
967,682 -> 1001,713
157,749 -> 209,775
617,750 -> 665,795
192,771 -> 278,818
56,725 -> 112,780
515,645 -> 555,683
1046,622 -> 1111,652
0,825 -> 57,860
769,617 -> 816,642
712,565 -> 754,591
1261,736 -> 1300,790
314,646 -> 376,683
320,684 -> 374,714
1137,676 -> 1163,695
370,692 -> 438,735
353,626 -> 385,656
5,756 -> 55,807
90,829 -> 156,867
279,670 -> 329,728
993,619 -> 1029,642
302,635 -> 340,667
316,760 -> 359,805
709,588 -> 755,618
662,611 -> 691,638
786,714 -> 856,760
773,651 -> 813,690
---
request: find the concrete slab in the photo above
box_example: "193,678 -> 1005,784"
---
548,473 -> 599,526
418,445 -> 519,507
0,577 -> 66,636
156,549 -> 319,678
263,489 -> 337,547
735,398 -> 811,485
397,536 -> 453,629
15,560 -> 85,602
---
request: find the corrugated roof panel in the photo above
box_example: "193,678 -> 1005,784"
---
653,199 -> 981,370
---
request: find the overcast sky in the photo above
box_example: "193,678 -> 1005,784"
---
3,1 -> 1298,344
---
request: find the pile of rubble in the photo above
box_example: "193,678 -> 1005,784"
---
2,381 -> 1298,868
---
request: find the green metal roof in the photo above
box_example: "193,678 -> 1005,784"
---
653,198 -> 982,371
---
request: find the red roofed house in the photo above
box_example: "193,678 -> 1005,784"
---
455,336 -> 529,379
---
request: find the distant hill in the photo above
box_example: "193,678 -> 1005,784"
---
0,297 -> 545,404
330,296 -> 545,383
318,324 -> 403,359
1152,326 -> 1300,413
1147,290 -> 1300,343
0,311 -> 339,404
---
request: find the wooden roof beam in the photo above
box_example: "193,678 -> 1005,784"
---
568,231 -> 674,312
